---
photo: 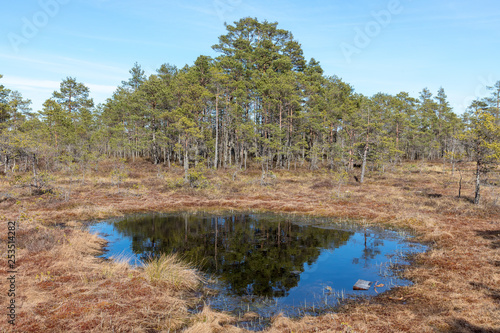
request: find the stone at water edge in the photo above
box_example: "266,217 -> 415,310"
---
353,279 -> 372,290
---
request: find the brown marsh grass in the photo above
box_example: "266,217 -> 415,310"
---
142,254 -> 202,291
0,159 -> 498,332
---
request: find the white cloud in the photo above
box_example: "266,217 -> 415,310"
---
1,75 -> 117,112
1,76 -> 59,92
2,76 -> 115,94
0,52 -> 127,81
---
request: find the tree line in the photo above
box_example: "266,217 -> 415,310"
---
0,18 -> 499,203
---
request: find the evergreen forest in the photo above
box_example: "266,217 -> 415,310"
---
1,18 -> 499,203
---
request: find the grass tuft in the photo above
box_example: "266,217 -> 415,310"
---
142,253 -> 202,290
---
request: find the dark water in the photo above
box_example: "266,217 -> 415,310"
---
88,212 -> 426,323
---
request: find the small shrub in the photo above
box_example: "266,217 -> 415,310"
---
9,171 -> 55,195
187,164 -> 209,188
260,171 -> 277,186
330,170 -> 349,198
164,177 -> 185,190
110,160 -> 129,188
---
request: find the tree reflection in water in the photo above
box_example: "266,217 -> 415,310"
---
112,213 -> 353,297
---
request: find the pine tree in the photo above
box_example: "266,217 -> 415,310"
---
463,99 -> 500,204
486,80 -> 500,124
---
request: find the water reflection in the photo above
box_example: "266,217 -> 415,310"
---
89,212 -> 426,319
107,213 -> 353,297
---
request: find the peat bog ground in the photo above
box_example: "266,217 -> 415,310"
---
0,159 -> 499,332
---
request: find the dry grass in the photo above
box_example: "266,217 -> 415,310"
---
0,159 -> 499,332
184,306 -> 240,333
0,222 -> 194,332
142,254 -> 202,291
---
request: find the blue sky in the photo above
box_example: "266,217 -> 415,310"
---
1,0 -> 499,114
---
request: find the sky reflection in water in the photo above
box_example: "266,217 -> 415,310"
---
89,213 -> 426,318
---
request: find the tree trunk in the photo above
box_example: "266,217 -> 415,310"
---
244,148 -> 247,170
474,161 -> 481,205
184,139 -> 189,183
32,154 -> 37,188
214,91 -> 219,169
360,144 -> 368,183
194,142 -> 199,166
361,110 -> 370,183
458,170 -> 462,198
224,123 -> 228,169
229,139 -> 232,167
